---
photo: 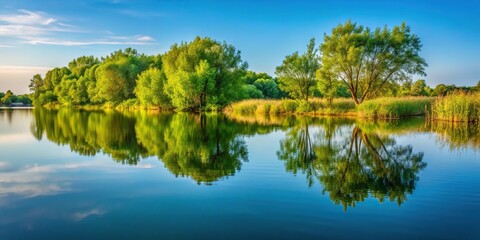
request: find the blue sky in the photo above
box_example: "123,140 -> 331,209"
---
1,0 -> 479,94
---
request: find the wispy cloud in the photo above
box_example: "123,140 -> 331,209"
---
0,9 -> 156,46
0,9 -> 74,38
23,34 -> 155,46
0,9 -> 57,26
0,65 -> 52,73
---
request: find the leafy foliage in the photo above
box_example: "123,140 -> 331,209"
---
162,37 -> 248,111
275,38 -> 320,101
320,21 -> 427,104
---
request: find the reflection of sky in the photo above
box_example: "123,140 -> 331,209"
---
0,110 -> 479,239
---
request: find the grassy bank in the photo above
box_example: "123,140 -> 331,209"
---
225,97 -> 434,119
224,98 -> 357,116
356,97 -> 434,119
431,91 -> 480,122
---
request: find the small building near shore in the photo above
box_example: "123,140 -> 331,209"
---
11,102 -> 24,107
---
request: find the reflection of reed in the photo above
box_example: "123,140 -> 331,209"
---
224,111 -> 293,126
427,121 -> 480,151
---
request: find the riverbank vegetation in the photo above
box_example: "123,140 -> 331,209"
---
431,91 -> 480,122
26,21 -> 480,121
0,90 -> 32,106
225,96 -> 434,119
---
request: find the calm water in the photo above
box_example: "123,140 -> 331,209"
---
0,108 -> 479,239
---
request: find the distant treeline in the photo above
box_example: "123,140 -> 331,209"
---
27,22 -> 480,111
0,90 -> 32,106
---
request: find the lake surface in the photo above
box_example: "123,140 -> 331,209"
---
0,108 -> 479,239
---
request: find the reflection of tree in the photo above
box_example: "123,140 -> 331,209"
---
136,113 -> 248,184
31,108 -> 146,164
278,120 -> 426,210
277,118 -> 317,186
31,108 -> 264,184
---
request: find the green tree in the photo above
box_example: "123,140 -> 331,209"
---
43,67 -> 71,92
317,64 -> 340,104
275,38 -> 320,101
29,74 -> 44,99
410,79 -> 428,96
433,84 -> 447,96
1,90 -> 16,105
240,84 -> 264,99
162,37 -> 247,111
320,21 -> 427,104
68,56 -> 100,77
134,68 -> 171,108
253,78 -> 280,99
96,48 -> 151,103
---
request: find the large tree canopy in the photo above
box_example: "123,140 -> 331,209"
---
162,36 -> 248,111
134,68 -> 171,108
275,38 -> 320,101
320,21 -> 427,104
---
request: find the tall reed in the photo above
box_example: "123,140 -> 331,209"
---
431,91 -> 480,122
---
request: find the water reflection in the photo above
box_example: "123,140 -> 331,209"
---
30,108 -> 478,209
277,118 -> 427,210
427,121 -> 480,152
31,108 -> 277,184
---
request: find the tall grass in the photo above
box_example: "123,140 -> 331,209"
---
431,91 -> 480,122
224,98 -> 356,116
226,97 -> 433,119
356,97 -> 434,119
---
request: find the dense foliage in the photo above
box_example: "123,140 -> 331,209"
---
275,38 -> 320,101
28,37 -> 283,111
27,29 -> 480,111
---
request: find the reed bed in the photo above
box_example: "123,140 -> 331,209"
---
431,91 -> 480,122
224,98 -> 356,116
226,97 -> 433,119
356,97 -> 434,119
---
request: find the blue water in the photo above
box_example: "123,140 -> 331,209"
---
0,109 -> 479,239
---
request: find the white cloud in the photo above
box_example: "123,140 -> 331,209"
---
0,9 -> 56,26
136,35 -> 154,42
0,9 -> 156,46
23,36 -> 156,46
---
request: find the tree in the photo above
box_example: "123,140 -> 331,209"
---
68,56 -> 99,77
240,71 -> 272,85
433,84 -> 447,96
162,36 -> 247,111
240,84 -> 264,99
320,21 -> 427,104
253,78 -> 280,99
410,79 -> 428,96
1,90 -> 15,105
275,38 -> 320,101
134,68 -> 171,108
43,67 -> 71,92
95,49 -> 151,103
29,74 -> 44,98
317,64 -> 340,104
